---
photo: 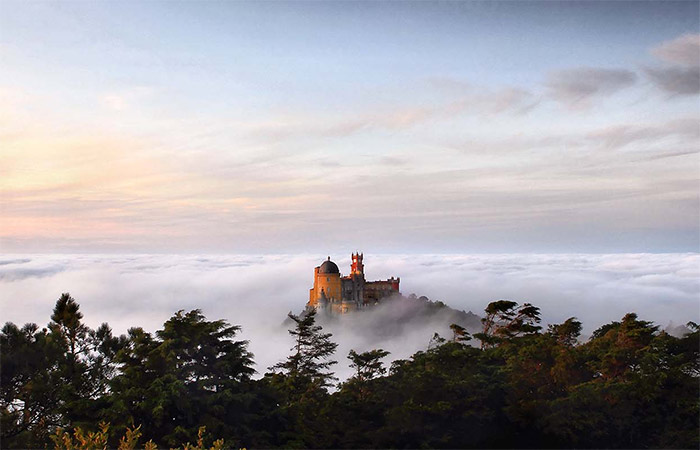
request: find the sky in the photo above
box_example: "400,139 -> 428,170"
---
1,253 -> 698,378
1,1 -> 699,253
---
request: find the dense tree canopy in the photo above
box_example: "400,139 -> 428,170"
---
1,294 -> 698,449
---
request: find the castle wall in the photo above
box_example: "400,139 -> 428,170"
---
341,274 -> 365,303
363,278 -> 400,304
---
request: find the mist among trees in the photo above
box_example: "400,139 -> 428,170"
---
2,293 -> 698,449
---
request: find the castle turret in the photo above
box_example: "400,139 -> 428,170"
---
351,252 -> 364,276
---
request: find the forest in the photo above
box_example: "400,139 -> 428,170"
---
2,293 -> 698,449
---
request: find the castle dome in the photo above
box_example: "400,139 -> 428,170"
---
318,257 -> 340,274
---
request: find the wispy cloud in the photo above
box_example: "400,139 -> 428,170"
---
644,33 -> 700,96
545,67 -> 637,108
644,66 -> 700,96
242,85 -> 538,142
651,33 -> 700,67
586,117 -> 700,150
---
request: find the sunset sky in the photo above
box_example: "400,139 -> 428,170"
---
1,1 -> 698,253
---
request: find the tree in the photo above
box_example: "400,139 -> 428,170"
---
155,309 -> 254,387
50,294 -> 89,370
449,323 -> 472,343
586,312 -> 658,380
428,332 -> 446,349
1,294 -> 125,448
1,322 -> 62,448
474,300 -> 541,348
271,309 -> 338,393
538,313 -> 698,449
4,294 -> 699,449
348,349 -> 390,383
547,317 -> 582,347
375,340 -> 505,448
266,309 -> 338,447
47,294 -> 127,431
108,310 -> 254,448
49,293 -> 91,404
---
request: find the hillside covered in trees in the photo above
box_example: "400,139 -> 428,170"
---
2,294 -> 698,449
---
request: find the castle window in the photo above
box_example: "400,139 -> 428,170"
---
326,277 -> 329,282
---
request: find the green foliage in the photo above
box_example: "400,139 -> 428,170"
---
264,309 -> 339,448
107,309 -> 255,448
1,321 -> 61,447
348,349 -> 390,383
1,293 -> 127,448
449,323 -> 472,343
548,317 -> 582,347
270,309 -> 339,395
2,294 -> 698,449
474,300 -> 542,348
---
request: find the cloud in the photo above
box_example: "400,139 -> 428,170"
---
586,117 -> 700,150
0,258 -> 31,266
0,253 -> 697,379
241,84 -> 538,142
644,33 -> 700,96
429,78 -> 539,115
644,66 -> 700,96
0,266 -> 67,281
636,149 -> 699,162
483,87 -> 540,114
546,67 -> 637,107
651,33 -> 700,66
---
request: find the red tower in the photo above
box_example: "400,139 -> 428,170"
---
351,252 -> 364,276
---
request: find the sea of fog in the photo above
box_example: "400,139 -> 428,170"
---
1,253 -> 698,380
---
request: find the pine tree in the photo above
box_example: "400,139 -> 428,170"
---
272,309 -> 338,392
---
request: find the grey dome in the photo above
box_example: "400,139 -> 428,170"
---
318,257 -> 340,274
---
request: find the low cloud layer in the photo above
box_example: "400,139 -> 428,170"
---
1,253 -> 697,379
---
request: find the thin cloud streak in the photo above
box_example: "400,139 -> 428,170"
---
545,67 -> 637,108
585,117 -> 700,150
241,85 -> 539,142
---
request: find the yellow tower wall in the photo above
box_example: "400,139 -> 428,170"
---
314,272 -> 342,301
308,266 -> 342,308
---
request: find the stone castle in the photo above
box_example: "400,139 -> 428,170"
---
307,253 -> 400,314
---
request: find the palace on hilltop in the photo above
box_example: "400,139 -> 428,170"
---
307,253 -> 400,314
